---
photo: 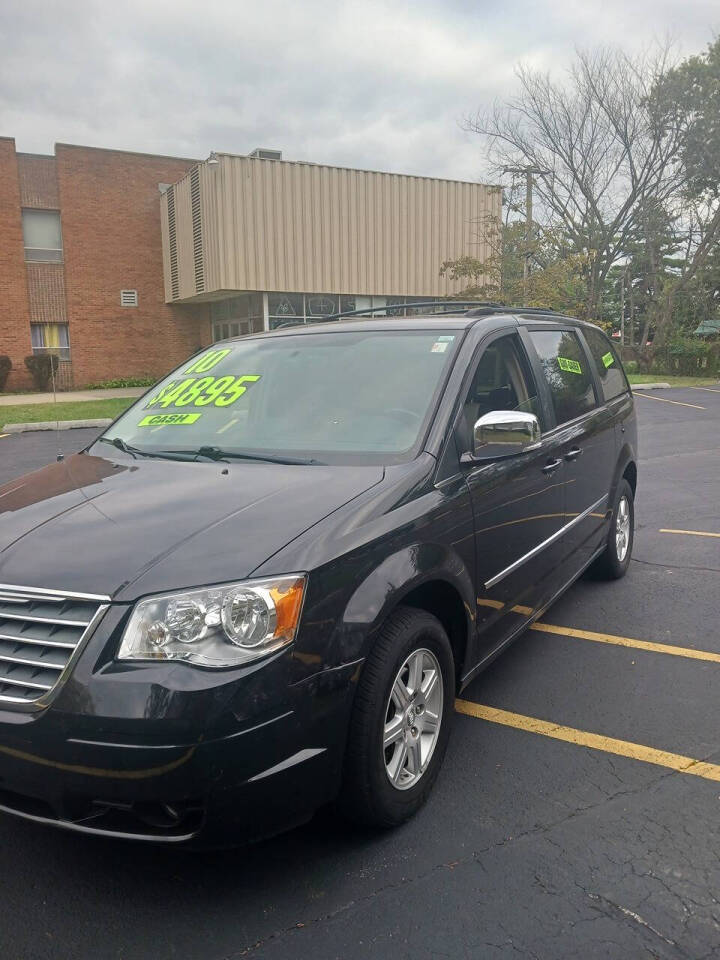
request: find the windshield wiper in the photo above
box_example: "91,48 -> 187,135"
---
96,437 -> 197,462
97,438 -> 322,465
180,446 -> 324,466
96,436 -> 145,459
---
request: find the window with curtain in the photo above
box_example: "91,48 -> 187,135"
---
22,209 -> 63,262
30,323 -> 70,361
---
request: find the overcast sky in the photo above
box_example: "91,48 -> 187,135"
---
1,0 -> 717,182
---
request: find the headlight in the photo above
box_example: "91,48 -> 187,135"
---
118,575 -> 306,668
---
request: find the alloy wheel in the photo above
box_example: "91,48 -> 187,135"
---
616,494 -> 631,562
383,647 -> 443,791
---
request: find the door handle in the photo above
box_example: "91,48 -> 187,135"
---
542,458 -> 563,475
565,446 -> 583,462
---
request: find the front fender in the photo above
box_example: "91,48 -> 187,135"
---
610,439 -> 637,506
343,541 -> 475,658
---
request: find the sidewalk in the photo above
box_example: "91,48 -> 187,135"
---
0,387 -> 145,406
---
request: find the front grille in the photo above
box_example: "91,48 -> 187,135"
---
0,586 -> 107,704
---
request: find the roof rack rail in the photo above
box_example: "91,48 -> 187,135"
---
465,305 -> 559,317
326,301 -> 560,321
326,301 -> 503,321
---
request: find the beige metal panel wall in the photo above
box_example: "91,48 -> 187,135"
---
163,155 -> 501,301
172,174 -> 197,301
160,196 -> 172,303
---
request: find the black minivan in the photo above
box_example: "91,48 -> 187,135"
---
0,306 -> 636,845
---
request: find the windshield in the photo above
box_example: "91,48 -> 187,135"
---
96,329 -> 460,464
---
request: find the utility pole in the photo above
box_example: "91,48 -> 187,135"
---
503,165 -> 550,302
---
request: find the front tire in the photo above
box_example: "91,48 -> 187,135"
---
340,606 -> 455,828
592,477 -> 634,579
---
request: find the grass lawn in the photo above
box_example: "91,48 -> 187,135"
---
627,374 -> 720,388
1,397 -> 134,428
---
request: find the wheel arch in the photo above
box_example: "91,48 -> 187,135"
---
342,543 -> 475,686
611,441 -> 637,504
622,459 -> 637,496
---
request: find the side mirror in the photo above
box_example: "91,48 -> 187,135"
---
466,410 -> 541,461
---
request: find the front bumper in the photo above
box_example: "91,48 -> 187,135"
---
0,657 -> 361,847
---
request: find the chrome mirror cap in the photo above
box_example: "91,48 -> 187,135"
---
468,410 -> 541,461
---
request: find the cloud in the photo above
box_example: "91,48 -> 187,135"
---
0,0 -> 716,181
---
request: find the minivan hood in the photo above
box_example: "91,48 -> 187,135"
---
0,452 -> 384,600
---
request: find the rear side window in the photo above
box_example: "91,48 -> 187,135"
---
582,327 -> 629,402
528,329 -> 597,425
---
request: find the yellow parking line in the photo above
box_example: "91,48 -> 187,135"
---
530,620 -> 720,663
690,386 -> 720,394
633,393 -> 705,410
0,434 -> 8,439
455,701 -> 720,782
660,528 -> 720,539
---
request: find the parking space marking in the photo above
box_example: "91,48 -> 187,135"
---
633,393 -> 705,410
690,386 -> 720,394
529,620 -> 720,663
455,700 -> 720,782
0,434 -> 8,439
659,528 -> 720,539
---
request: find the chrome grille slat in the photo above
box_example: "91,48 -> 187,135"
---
0,675 -> 54,691
0,611 -> 91,628
0,653 -> 64,671
0,633 -> 78,650
0,587 -> 105,704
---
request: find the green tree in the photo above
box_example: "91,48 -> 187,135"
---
440,221 -> 592,319
464,44 -> 687,321
646,38 -> 720,351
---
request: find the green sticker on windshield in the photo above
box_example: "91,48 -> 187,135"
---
138,413 -> 202,426
184,348 -> 232,374
145,375 -> 261,409
602,351 -> 614,368
558,356 -> 582,374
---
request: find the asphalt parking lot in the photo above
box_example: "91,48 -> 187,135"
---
1,386 -> 719,960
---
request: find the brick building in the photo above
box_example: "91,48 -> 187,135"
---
0,138 -> 500,391
0,138 -> 211,391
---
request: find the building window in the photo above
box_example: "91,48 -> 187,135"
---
210,293 -> 264,342
266,293 -> 453,330
30,323 -> 71,361
22,209 -> 63,262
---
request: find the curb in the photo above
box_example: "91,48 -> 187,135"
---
2,418 -> 112,434
631,383 -> 672,391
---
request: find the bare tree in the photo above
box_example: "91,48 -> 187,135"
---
465,44 -> 686,320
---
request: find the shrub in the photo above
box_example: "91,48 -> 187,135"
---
87,376 -> 156,389
623,359 -> 638,375
0,356 -> 11,392
24,354 -> 60,391
651,335 -> 720,376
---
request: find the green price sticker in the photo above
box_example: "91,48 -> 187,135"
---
558,356 -> 582,374
184,348 -> 232,374
145,375 -> 261,409
602,351 -> 614,368
138,413 -> 202,427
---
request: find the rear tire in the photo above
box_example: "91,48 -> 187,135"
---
340,606 -> 455,828
592,477 -> 634,579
